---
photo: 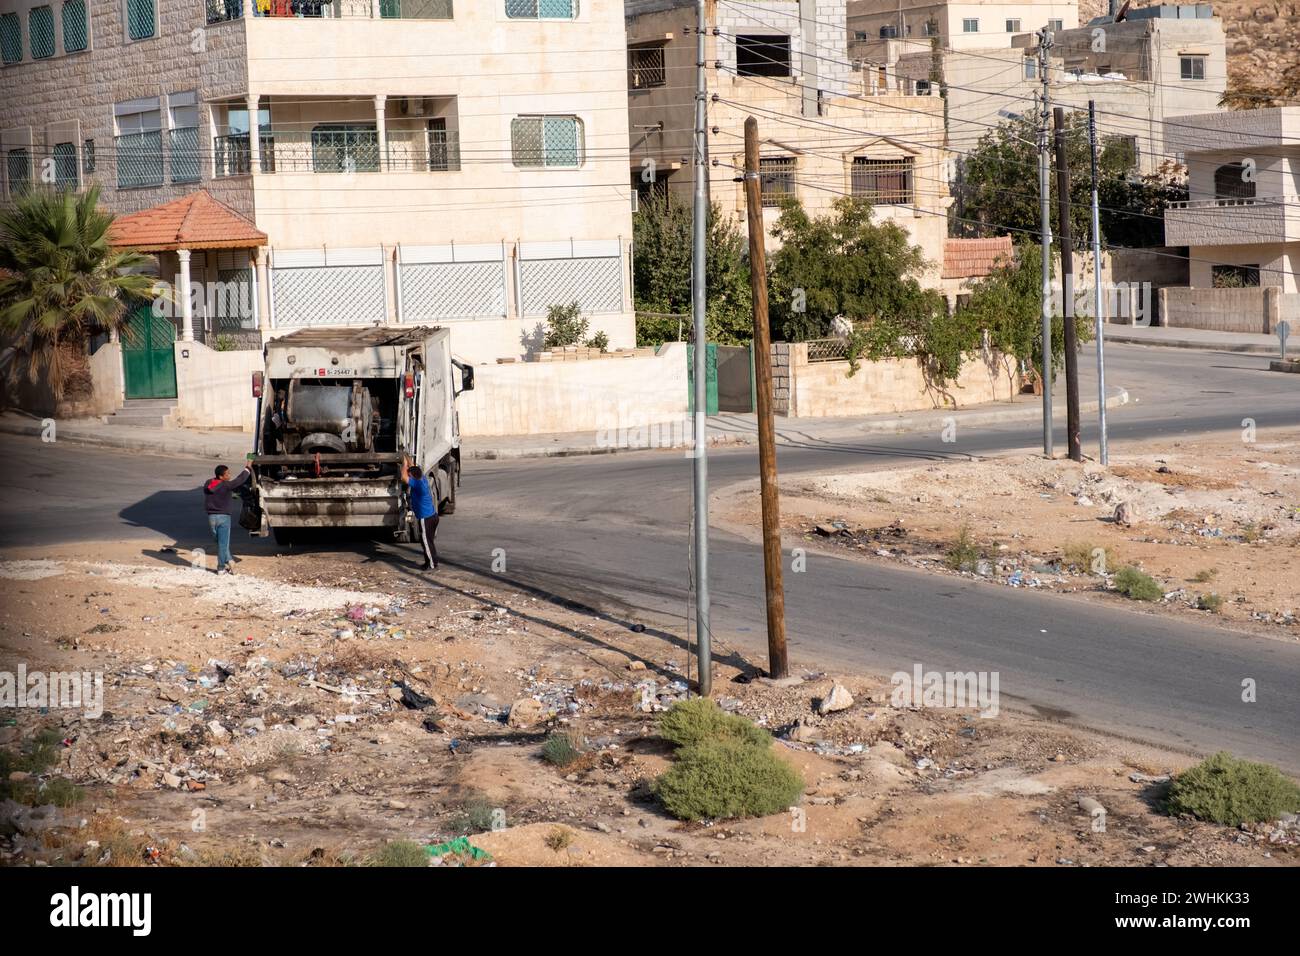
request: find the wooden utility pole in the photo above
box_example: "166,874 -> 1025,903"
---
742,116 -> 788,679
1053,107 -> 1082,463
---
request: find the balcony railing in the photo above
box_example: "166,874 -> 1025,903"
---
209,0 -> 454,20
1166,195 -> 1297,210
211,128 -> 460,176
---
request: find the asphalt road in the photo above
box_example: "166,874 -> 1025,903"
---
2,344 -> 1298,770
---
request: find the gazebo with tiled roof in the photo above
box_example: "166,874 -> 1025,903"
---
109,190 -> 267,342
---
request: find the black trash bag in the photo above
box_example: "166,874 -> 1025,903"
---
395,680 -> 435,710
237,484 -> 262,533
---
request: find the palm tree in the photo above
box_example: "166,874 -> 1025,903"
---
0,186 -> 156,401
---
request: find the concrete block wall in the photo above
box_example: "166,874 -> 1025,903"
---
1158,286 -> 1290,334
171,340 -> 262,431
457,342 -> 688,437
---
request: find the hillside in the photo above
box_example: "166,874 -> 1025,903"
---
1079,0 -> 1300,107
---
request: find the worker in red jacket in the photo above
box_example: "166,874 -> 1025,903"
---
204,463 -> 251,574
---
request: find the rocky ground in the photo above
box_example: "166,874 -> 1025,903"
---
0,533 -> 1296,868
722,429 -> 1300,639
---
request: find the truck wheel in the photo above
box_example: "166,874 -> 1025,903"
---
437,463 -> 457,516
272,527 -> 296,546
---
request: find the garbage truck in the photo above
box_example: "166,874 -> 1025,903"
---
243,327 -> 474,545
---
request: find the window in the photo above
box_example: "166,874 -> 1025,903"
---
922,20 -> 937,37
1214,162 -> 1256,202
1212,264 -> 1259,288
1047,19 -> 1063,32
62,0 -> 87,52
511,115 -> 582,167
7,149 -> 31,195
1180,55 -> 1206,80
53,141 -> 77,189
505,0 -> 576,19
126,0 -> 155,41
82,138 -> 95,174
29,6 -> 54,58
1005,18 -> 1020,33
169,92 -> 200,183
962,18 -> 979,33
115,97 -> 163,187
0,12 -> 21,64
628,44 -> 665,90
1023,57 -> 1037,80
311,124 -> 379,173
736,34 -> 791,77
759,156 -> 795,207
426,118 -> 458,171
879,25 -> 898,39
854,30 -> 867,41
915,79 -> 931,95
851,157 -> 913,204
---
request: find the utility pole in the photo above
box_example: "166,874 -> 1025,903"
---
690,0 -> 712,696
1087,100 -> 1109,465
742,117 -> 788,680
1036,28 -> 1054,458
1054,106 -> 1082,463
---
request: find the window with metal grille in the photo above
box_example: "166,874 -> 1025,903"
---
962,18 -> 979,33
1047,19 -> 1063,32
7,149 -> 31,196
311,124 -> 379,173
126,0 -> 155,41
1005,18 -> 1020,32
759,156 -> 795,207
115,99 -> 163,188
511,116 -> 583,168
83,138 -> 95,173
628,44 -> 666,90
426,118 -> 459,171
505,0 -> 576,19
736,34 -> 790,77
29,6 -> 54,58
0,13 -> 20,64
851,157 -> 913,205
62,0 -> 87,51
1180,55 -> 1205,80
53,142 -> 77,189
170,94 -> 200,183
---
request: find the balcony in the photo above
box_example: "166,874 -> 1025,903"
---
1164,195 -> 1299,248
205,0 -> 452,22
212,127 -> 461,176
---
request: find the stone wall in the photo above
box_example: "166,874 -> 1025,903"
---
1159,287 -> 1291,334
773,341 -> 1019,418
172,340 -> 262,432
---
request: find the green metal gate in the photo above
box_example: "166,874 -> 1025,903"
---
122,306 -> 177,399
686,343 -> 719,415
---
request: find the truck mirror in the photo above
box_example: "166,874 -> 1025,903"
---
460,364 -> 475,392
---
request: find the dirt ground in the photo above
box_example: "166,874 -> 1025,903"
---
0,535 -> 1296,868
721,428 -> 1300,639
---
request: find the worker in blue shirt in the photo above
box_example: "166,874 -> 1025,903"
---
400,454 -> 438,571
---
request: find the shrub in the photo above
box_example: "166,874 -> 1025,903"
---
1165,752 -> 1300,826
1063,542 -> 1113,575
544,827 -> 574,853
586,330 -> 609,352
368,840 -> 429,868
541,731 -> 585,768
658,698 -> 771,750
654,740 -> 804,821
1192,567 -> 1218,583
1196,592 -> 1223,613
945,524 -> 981,572
1113,566 -> 1163,602
452,795 -> 500,835
542,301 -> 588,349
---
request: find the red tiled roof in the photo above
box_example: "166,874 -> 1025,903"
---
942,236 -> 1014,280
108,190 -> 267,251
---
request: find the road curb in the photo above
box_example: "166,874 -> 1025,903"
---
2,387 -> 1131,461
1105,332 -> 1278,356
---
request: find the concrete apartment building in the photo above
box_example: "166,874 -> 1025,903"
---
847,0 -> 1077,50
1160,107 -> 1300,333
0,0 -> 637,371
626,0 -> 950,282
848,2 -> 1226,172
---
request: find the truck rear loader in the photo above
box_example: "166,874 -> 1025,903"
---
244,327 -> 474,545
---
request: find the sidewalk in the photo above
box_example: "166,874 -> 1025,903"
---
0,385 -> 1129,462
1105,324 -> 1283,355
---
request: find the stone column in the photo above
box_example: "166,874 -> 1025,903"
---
246,93 -> 261,173
178,249 -> 194,341
374,94 -> 388,170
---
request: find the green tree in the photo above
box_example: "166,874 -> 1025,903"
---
768,196 -> 940,342
632,194 -> 752,346
955,112 -> 1185,248
0,186 -> 154,400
